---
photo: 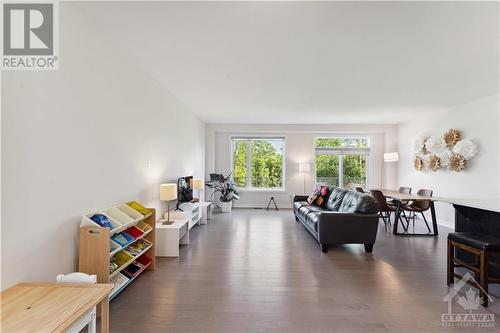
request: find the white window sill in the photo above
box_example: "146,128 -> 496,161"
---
237,188 -> 287,193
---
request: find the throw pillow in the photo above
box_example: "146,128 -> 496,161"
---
307,192 -> 319,205
314,185 -> 330,207
320,186 -> 329,196
307,185 -> 321,204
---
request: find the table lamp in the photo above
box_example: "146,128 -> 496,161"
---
160,183 -> 177,224
191,178 -> 204,202
299,163 -> 310,194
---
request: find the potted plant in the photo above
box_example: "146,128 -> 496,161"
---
205,173 -> 239,212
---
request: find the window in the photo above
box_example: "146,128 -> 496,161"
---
232,137 -> 285,190
315,137 -> 369,188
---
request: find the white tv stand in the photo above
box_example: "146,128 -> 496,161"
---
166,202 -> 201,230
157,202 -> 212,257
156,217 -> 189,257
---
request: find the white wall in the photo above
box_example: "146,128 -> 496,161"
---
206,124 -> 398,208
397,93 -> 500,228
1,4 -> 205,290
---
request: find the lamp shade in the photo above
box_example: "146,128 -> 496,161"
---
384,152 -> 400,162
191,178 -> 204,189
160,183 -> 177,201
299,163 -> 310,173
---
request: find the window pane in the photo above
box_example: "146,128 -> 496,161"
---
315,155 -> 339,187
343,155 -> 367,188
250,139 -> 284,188
345,138 -> 368,148
315,137 -> 368,148
233,141 -> 247,187
315,138 -> 343,148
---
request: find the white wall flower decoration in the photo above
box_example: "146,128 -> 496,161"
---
436,149 -> 452,166
413,135 -> 428,155
413,129 -> 477,173
453,139 -> 477,160
425,136 -> 447,154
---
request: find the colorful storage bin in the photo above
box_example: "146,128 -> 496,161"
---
124,226 -> 144,239
111,232 -> 134,247
127,201 -> 152,216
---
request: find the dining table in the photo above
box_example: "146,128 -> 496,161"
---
369,189 -> 438,236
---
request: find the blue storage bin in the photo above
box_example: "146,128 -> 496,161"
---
111,231 -> 134,247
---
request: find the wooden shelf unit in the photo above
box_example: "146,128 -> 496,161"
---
79,205 -> 156,300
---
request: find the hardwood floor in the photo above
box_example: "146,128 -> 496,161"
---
110,209 -> 500,332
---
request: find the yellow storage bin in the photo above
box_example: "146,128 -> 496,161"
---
136,220 -> 152,233
127,201 -> 152,216
110,250 -> 134,277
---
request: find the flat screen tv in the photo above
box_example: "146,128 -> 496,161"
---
177,176 -> 193,205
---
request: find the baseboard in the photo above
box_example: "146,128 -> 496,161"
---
233,203 -> 292,210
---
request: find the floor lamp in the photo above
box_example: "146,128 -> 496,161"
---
299,163 -> 310,194
382,152 -> 399,188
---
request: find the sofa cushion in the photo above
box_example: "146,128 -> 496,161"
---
304,212 -> 320,232
298,204 -> 325,219
293,201 -> 308,213
339,191 -> 379,214
325,187 -> 348,211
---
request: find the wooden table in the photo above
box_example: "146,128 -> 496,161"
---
370,189 -> 438,236
0,282 -> 113,333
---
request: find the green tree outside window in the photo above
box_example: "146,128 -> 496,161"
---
232,139 -> 284,189
315,137 -> 368,188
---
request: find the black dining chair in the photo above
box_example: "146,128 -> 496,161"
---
388,187 -> 411,205
399,187 -> 412,195
355,187 -> 365,193
370,190 -> 397,231
388,186 -> 413,224
401,189 -> 433,233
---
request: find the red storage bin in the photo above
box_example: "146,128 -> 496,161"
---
122,255 -> 153,278
124,226 -> 144,239
136,254 -> 153,267
123,262 -> 143,278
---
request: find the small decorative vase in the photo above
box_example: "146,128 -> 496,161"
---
220,201 -> 232,213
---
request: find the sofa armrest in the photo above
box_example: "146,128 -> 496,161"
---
317,212 -> 379,245
293,195 -> 309,202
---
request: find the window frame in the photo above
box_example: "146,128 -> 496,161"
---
313,136 -> 370,188
230,136 -> 286,192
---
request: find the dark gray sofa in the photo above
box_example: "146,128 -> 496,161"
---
293,187 -> 379,253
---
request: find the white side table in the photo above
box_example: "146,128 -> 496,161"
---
199,202 -> 212,225
155,218 -> 189,257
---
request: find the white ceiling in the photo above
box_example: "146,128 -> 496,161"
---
85,1 -> 499,124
